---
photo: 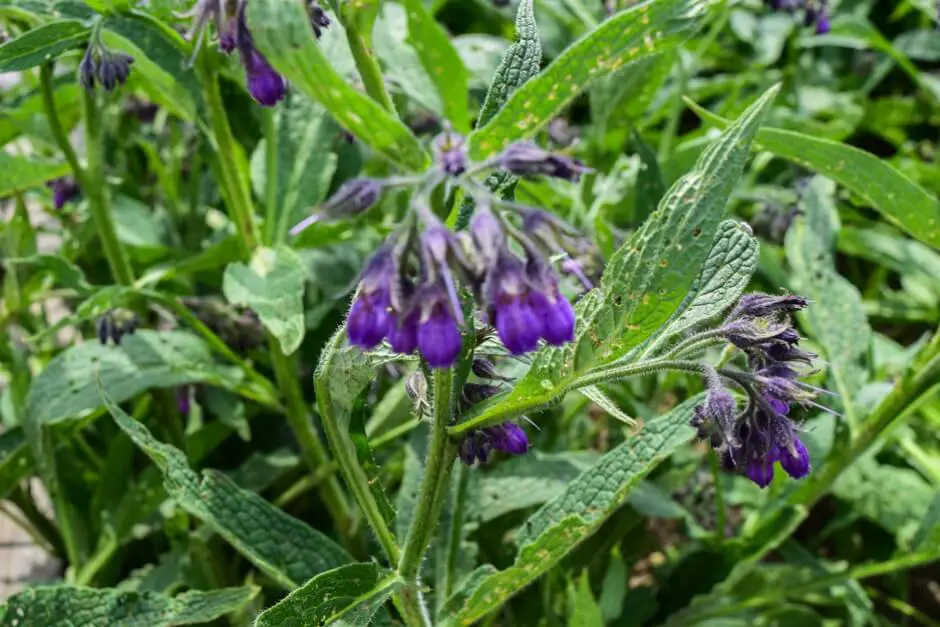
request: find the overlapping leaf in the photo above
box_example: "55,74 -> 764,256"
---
99,385 -> 350,589
469,0 -> 709,159
0,20 -> 88,72
688,100 -> 940,248
456,86 -> 778,432
248,0 -> 427,170
442,396 -> 699,624
0,152 -> 70,198
0,585 -> 257,627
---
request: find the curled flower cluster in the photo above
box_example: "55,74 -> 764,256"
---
185,0 -> 329,107
691,293 -> 820,488
79,38 -> 134,92
764,0 -> 831,34
295,133 -> 593,369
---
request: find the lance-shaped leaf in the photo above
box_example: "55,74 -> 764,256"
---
786,178 -> 870,422
468,0 -> 708,159
454,86 -> 777,433
441,396 -> 699,624
658,220 -> 759,341
687,99 -> 940,249
0,585 -> 257,626
99,385 -> 350,590
402,0 -> 470,132
0,20 -> 89,72
223,246 -> 306,355
248,0 -> 427,170
254,563 -> 402,627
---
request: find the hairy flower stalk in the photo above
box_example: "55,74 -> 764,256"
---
294,133 -> 591,369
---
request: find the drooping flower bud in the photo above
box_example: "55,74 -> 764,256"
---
46,178 -> 80,210
97,52 -> 134,91
417,286 -> 462,368
498,142 -> 589,181
291,178 -> 384,235
308,0 -> 331,38
469,206 -> 506,272
486,252 -> 543,355
433,131 -> 468,176
471,358 -> 512,382
243,48 -> 286,106
488,422 -> 529,455
79,47 -> 97,90
731,293 -> 809,318
526,255 -> 575,346
347,247 -> 396,350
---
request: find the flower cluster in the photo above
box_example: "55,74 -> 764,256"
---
691,293 -> 819,488
185,0 -> 329,107
79,39 -> 134,91
96,310 -> 140,346
46,178 -> 80,210
298,133 -> 592,369
459,421 -> 529,465
764,0 -> 831,34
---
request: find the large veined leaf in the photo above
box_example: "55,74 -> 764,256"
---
248,0 -> 427,170
254,563 -> 402,627
454,85 -> 778,433
222,246 -> 307,355
100,386 -> 350,590
688,99 -> 940,249
0,20 -> 89,72
402,0 -> 470,132
657,219 -> 759,343
0,152 -> 71,198
786,178 -> 870,422
0,585 -> 257,627
468,0 -> 709,159
441,396 -> 699,624
26,330 -> 243,426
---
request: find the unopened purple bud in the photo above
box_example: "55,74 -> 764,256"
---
733,293 -> 809,318
46,178 -> 80,209
459,433 -> 490,466
245,49 -> 286,107
780,438 -> 811,478
499,142 -> 589,182
79,47 -> 96,90
745,456 -> 776,489
96,315 -> 111,345
418,302 -> 462,368
470,209 -> 505,269
177,387 -> 191,415
530,291 -> 575,345
471,358 -> 511,382
461,383 -> 501,406
348,292 -> 392,349
309,1 -> 331,38
487,422 -> 529,455
814,9 -> 830,34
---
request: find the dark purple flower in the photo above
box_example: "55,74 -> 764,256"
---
779,438 -> 811,478
722,404 -> 811,489
347,248 -> 396,349
434,132 -> 467,176
46,178 -> 80,209
461,383 -> 501,406
388,309 -> 418,354
498,142 -> 589,181
489,422 -> 529,454
79,47 -> 97,90
244,49 -> 286,107
526,257 -> 575,346
814,8 -> 830,34
487,253 -> 543,354
417,292 -> 462,368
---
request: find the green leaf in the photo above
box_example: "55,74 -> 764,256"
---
687,99 -> 940,249
250,93 -> 338,245
99,385 -> 351,589
468,0 -> 708,159
578,386 -> 635,426
223,246 -> 306,355
631,128 -> 667,223
26,330 -> 242,426
838,225 -> 940,282
442,396 -> 699,623
568,572 -> 604,627
7,254 -> 93,295
102,13 -> 201,122
786,178 -> 870,422
0,81 -> 82,148
0,585 -> 257,626
248,0 -> 427,171
476,0 -> 541,129
0,152 -> 70,198
402,0 -> 470,132
373,3 -> 443,115
659,220 -> 759,341
254,563 -> 402,627
0,428 -> 31,500
0,20 -> 88,72
457,85 -> 777,432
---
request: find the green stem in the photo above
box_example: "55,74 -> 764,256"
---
196,58 -> 261,254
341,18 -> 396,113
399,369 -> 458,579
8,485 -> 64,557
708,449 -> 726,541
83,90 -> 136,286
269,339 -> 352,538
572,359 -> 705,391
262,106 -> 280,245
315,355 -> 401,564
39,64 -> 86,187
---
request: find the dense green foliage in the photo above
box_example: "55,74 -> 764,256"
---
0,0 -> 939,625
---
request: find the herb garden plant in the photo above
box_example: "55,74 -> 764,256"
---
1,0 -> 939,624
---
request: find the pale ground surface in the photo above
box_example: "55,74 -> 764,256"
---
1,70 -> 68,598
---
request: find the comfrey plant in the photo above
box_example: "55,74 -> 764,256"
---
293,134 -> 589,369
